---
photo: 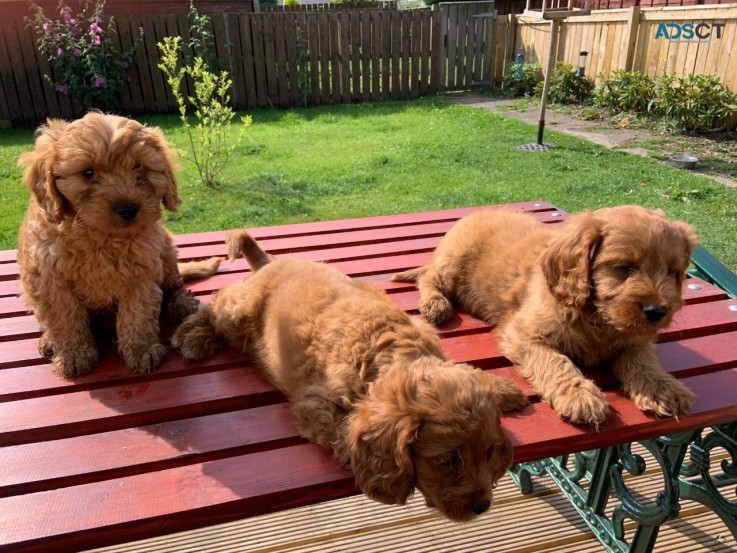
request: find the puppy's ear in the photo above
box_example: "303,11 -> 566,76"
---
541,211 -> 603,307
142,125 -> 181,212
468,370 -> 518,482
674,220 -> 698,259
18,119 -> 69,223
344,371 -> 418,505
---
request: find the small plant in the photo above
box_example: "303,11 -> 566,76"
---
502,61 -> 542,98
650,73 -> 737,133
538,62 -> 594,105
593,70 -> 654,114
284,0 -> 301,5
27,0 -> 142,109
158,4 -> 251,188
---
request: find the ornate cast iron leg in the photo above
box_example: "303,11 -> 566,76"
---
679,423 -> 737,537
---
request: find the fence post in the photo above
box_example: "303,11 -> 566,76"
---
503,13 -> 517,80
621,5 -> 640,72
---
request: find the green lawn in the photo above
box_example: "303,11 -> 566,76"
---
2,96 -> 736,271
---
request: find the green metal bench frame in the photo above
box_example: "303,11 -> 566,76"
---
509,246 -> 737,553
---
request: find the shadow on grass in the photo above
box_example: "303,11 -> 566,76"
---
140,97 -> 455,132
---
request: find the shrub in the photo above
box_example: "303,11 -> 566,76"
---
157,3 -> 251,188
538,62 -> 593,105
593,70 -> 654,113
650,73 -> 737,133
502,61 -> 542,97
284,0 -> 301,5
26,0 -> 142,110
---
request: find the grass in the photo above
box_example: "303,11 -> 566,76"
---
2,96 -> 737,271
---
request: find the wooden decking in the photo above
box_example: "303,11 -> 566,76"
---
87,459 -> 736,553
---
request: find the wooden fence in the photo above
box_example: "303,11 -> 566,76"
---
492,4 -> 737,91
0,1 -> 497,124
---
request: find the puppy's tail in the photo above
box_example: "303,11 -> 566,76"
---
227,230 -> 274,272
178,257 -> 223,281
390,265 -> 427,283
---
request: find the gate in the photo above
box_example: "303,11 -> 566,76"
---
433,1 -> 498,92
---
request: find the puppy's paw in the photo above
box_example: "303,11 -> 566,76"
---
631,378 -> 695,418
121,342 -> 168,373
166,288 -> 200,321
53,343 -> 99,379
551,379 -> 610,425
490,375 -> 529,412
38,332 -> 55,357
172,327 -> 224,361
419,295 -> 454,326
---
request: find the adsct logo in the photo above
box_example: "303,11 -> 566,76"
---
655,22 -> 726,42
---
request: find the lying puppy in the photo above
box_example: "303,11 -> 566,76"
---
172,231 -> 528,522
17,112 -> 220,379
392,206 -> 697,425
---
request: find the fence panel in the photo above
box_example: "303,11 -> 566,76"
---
503,5 -> 737,92
0,3 -> 498,123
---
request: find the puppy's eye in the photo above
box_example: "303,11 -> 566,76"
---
439,453 -> 460,471
615,265 -> 637,277
82,168 -> 94,180
133,163 -> 142,171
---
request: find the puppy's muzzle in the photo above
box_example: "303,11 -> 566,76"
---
115,202 -> 140,222
642,304 -> 667,323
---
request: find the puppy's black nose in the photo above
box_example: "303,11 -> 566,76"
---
642,304 -> 667,323
115,203 -> 139,221
471,498 -> 491,515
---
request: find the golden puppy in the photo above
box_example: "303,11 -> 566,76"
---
392,206 -> 697,425
172,231 -> 528,522
17,112 -> 220,379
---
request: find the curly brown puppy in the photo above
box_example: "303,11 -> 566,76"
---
172,231 -> 528,522
392,206 -> 697,425
17,112 -> 220,379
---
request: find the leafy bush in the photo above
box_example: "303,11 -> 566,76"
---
284,0 -> 301,5
593,70 -> 654,113
26,0 -> 142,109
157,3 -> 251,188
650,74 -> 737,132
502,61 -> 542,97
538,62 -> 593,105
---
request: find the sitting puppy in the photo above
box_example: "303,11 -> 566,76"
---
172,231 -> 528,522
17,112 -> 220,379
392,206 -> 697,425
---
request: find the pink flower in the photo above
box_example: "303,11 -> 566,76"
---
55,47 -> 63,57
94,35 -> 101,46
55,83 -> 69,95
121,60 -> 128,68
73,48 -> 82,59
93,75 -> 107,88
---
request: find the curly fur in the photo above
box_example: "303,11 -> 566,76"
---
172,230 -> 528,522
392,206 -> 697,425
17,112 -> 220,379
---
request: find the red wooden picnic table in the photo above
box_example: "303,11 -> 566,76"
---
0,200 -> 736,553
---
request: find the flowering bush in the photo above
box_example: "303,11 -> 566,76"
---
159,26 -> 251,187
27,0 -> 142,109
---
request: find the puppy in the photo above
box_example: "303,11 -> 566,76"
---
17,112 -> 220,379
392,206 -> 697,425
172,231 -> 528,522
